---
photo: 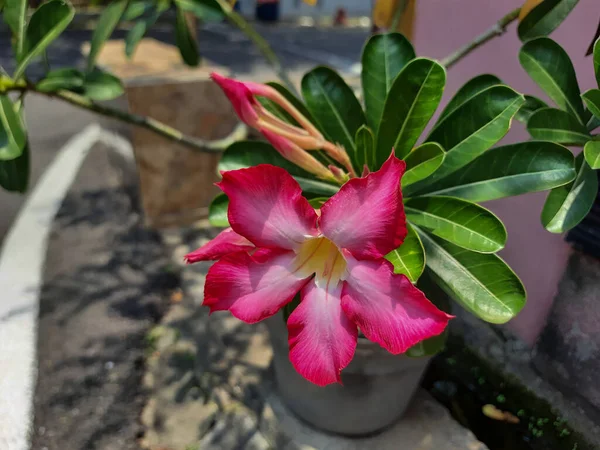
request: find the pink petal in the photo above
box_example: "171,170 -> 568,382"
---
218,165 -> 319,250
185,228 -> 254,263
204,249 -> 311,323
287,281 -> 358,386
211,72 -> 259,127
341,256 -> 452,355
319,154 -> 408,259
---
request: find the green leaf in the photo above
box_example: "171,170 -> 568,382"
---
208,193 -> 229,227
121,0 -> 153,21
376,58 -> 446,165
125,4 -> 167,58
301,66 -> 366,164
36,68 -> 84,93
405,196 -> 506,253
594,38 -> 600,86
385,223 -> 425,283
402,142 -> 445,188
527,107 -> 590,145
519,37 -> 584,121
516,95 -> 548,123
0,95 -> 26,160
219,140 -> 339,196
174,0 -> 225,22
307,197 -> 328,208
15,0 -> 74,79
542,153 -> 598,233
518,0 -> 580,41
3,0 -> 27,61
0,139 -> 29,192
361,32 -> 416,130
437,74 -> 501,123
582,88 -> 600,118
87,0 -> 128,72
354,125 -> 375,172
584,140 -> 600,170
411,86 -> 524,192
417,228 -> 526,324
408,141 -> 576,202
83,69 -> 124,100
175,6 -> 200,66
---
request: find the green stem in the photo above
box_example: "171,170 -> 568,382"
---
441,7 -> 521,69
390,0 -> 407,31
1,83 -> 247,153
214,0 -> 298,95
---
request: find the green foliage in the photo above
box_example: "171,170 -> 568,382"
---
208,193 -> 229,227
376,58 -> 445,163
0,139 -> 29,192
402,142 -> 445,188
354,125 -> 375,172
584,140 -> 600,170
527,108 -> 590,145
125,2 -> 169,58
361,32 -> 416,131
174,0 -> 225,22
0,95 -> 26,160
582,89 -> 600,118
174,5 -> 200,66
87,0 -> 129,72
517,0 -> 580,42
385,223 -> 424,283
516,95 -> 548,123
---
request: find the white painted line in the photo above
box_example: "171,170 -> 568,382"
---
0,124 -> 102,450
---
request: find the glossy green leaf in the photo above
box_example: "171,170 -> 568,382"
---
376,58 -> 445,164
354,125 -> 375,172
594,38 -> 600,86
83,69 -> 124,100
385,223 -> 425,283
125,3 -> 167,58
174,0 -> 224,22
87,0 -> 128,72
302,66 -> 366,164
417,228 -> 526,324
518,0 -> 579,41
411,86 -> 524,192
527,107 -> 590,145
588,115 -> 600,132
36,68 -> 84,93
584,140 -> 600,169
175,6 -> 200,66
542,153 -> 598,233
0,139 -> 29,192
402,142 -> 445,188
409,141 -> 576,202
3,0 -> 27,61
208,193 -> 229,227
516,95 -> 548,123
405,196 -> 506,253
582,88 -> 600,118
15,0 -> 74,79
519,37 -> 584,120
219,140 -> 339,196
0,95 -> 26,160
437,74 -> 501,123
361,32 -> 416,130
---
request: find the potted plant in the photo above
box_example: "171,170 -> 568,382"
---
184,25 -> 580,433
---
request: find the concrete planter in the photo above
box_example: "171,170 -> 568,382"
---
266,314 -> 432,436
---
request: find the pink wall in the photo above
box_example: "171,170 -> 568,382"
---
411,0 -> 598,344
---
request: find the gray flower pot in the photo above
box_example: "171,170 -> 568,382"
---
266,315 -> 432,436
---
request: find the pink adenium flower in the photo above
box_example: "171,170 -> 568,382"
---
211,72 -> 356,178
186,155 -> 452,386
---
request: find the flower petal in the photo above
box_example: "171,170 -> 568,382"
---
185,228 -> 254,263
211,72 -> 259,127
287,280 -> 357,386
320,154 -> 407,259
204,249 -> 311,323
341,256 -> 452,354
218,165 -> 319,250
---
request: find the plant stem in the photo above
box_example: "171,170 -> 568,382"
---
441,7 -> 521,69
214,0 -> 298,96
390,0 -> 407,31
2,84 -> 247,153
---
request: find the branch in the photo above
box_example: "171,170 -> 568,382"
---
214,0 -> 298,96
3,84 -> 247,153
441,7 -> 521,69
